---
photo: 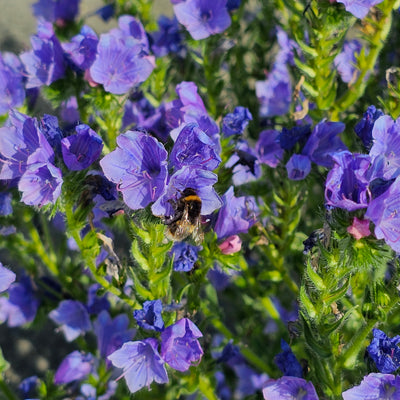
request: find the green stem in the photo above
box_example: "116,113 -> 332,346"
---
26,219 -> 59,277
0,380 -> 18,400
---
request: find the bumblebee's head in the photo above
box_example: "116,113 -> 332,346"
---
181,187 -> 198,198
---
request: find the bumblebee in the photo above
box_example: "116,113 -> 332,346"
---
164,188 -> 204,245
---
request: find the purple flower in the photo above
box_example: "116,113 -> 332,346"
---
286,154 -> 311,181
0,110 -> 54,180
62,25 -> 98,71
256,62 -> 291,118
20,21 -> 65,88
256,129 -> 284,168
54,351 -> 94,385
18,162 -> 63,206
169,123 -> 221,170
94,310 -> 135,360
33,0 -> 79,23
274,340 -> 303,378
108,338 -> 168,393
334,40 -> 362,84
214,186 -> 258,239
278,125 -> 311,151
222,107 -> 253,137
95,4 -> 115,22
171,242 -> 200,272
0,263 -> 16,292
262,376 -> 319,400
354,105 -> 384,149
302,120 -> 347,168
365,175 -> 400,252
369,115 -> 400,181
100,131 -> 168,210
0,52 -> 25,115
342,373 -> 400,400
367,328 -> 400,373
134,299 -> 165,332
0,275 -> 39,327
225,140 -> 261,185
90,16 -> 155,94
151,166 -> 222,217
173,0 -> 231,40
49,300 -> 91,341
61,124 -> 103,171
325,151 -> 371,211
160,318 -> 203,371
151,16 -> 183,57
336,0 -> 384,19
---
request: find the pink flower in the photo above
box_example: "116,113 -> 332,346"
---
219,235 -> 242,254
347,217 -> 371,240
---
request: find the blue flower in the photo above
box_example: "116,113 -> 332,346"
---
256,129 -> 284,168
19,375 -> 39,398
173,0 -> 231,40
93,310 -> 135,361
133,299 -> 165,332
256,62 -> 291,118
54,351 -> 94,385
171,242 -> 200,272
89,16 -> 154,94
354,105 -> 384,149
342,373 -> 400,400
62,25 -> 98,71
286,154 -> 311,181
49,300 -> 91,341
262,376 -> 319,400
334,40 -> 362,84
86,284 -> 110,315
222,107 -> 253,137
100,131 -> 168,210
278,125 -> 312,151
0,110 -> 54,180
151,16 -> 184,57
214,186 -> 258,239
108,338 -> 168,393
20,21 -> 65,88
0,275 -> 39,327
302,120 -> 347,168
325,151 -> 371,211
274,339 -> 303,378
0,262 -> 16,292
160,318 -> 203,371
336,0 -> 384,19
61,124 -> 103,171
0,192 -> 12,216
369,115 -> 400,181
169,122 -> 221,171
33,0 -> 79,23
367,329 -> 400,373
0,52 -> 25,115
